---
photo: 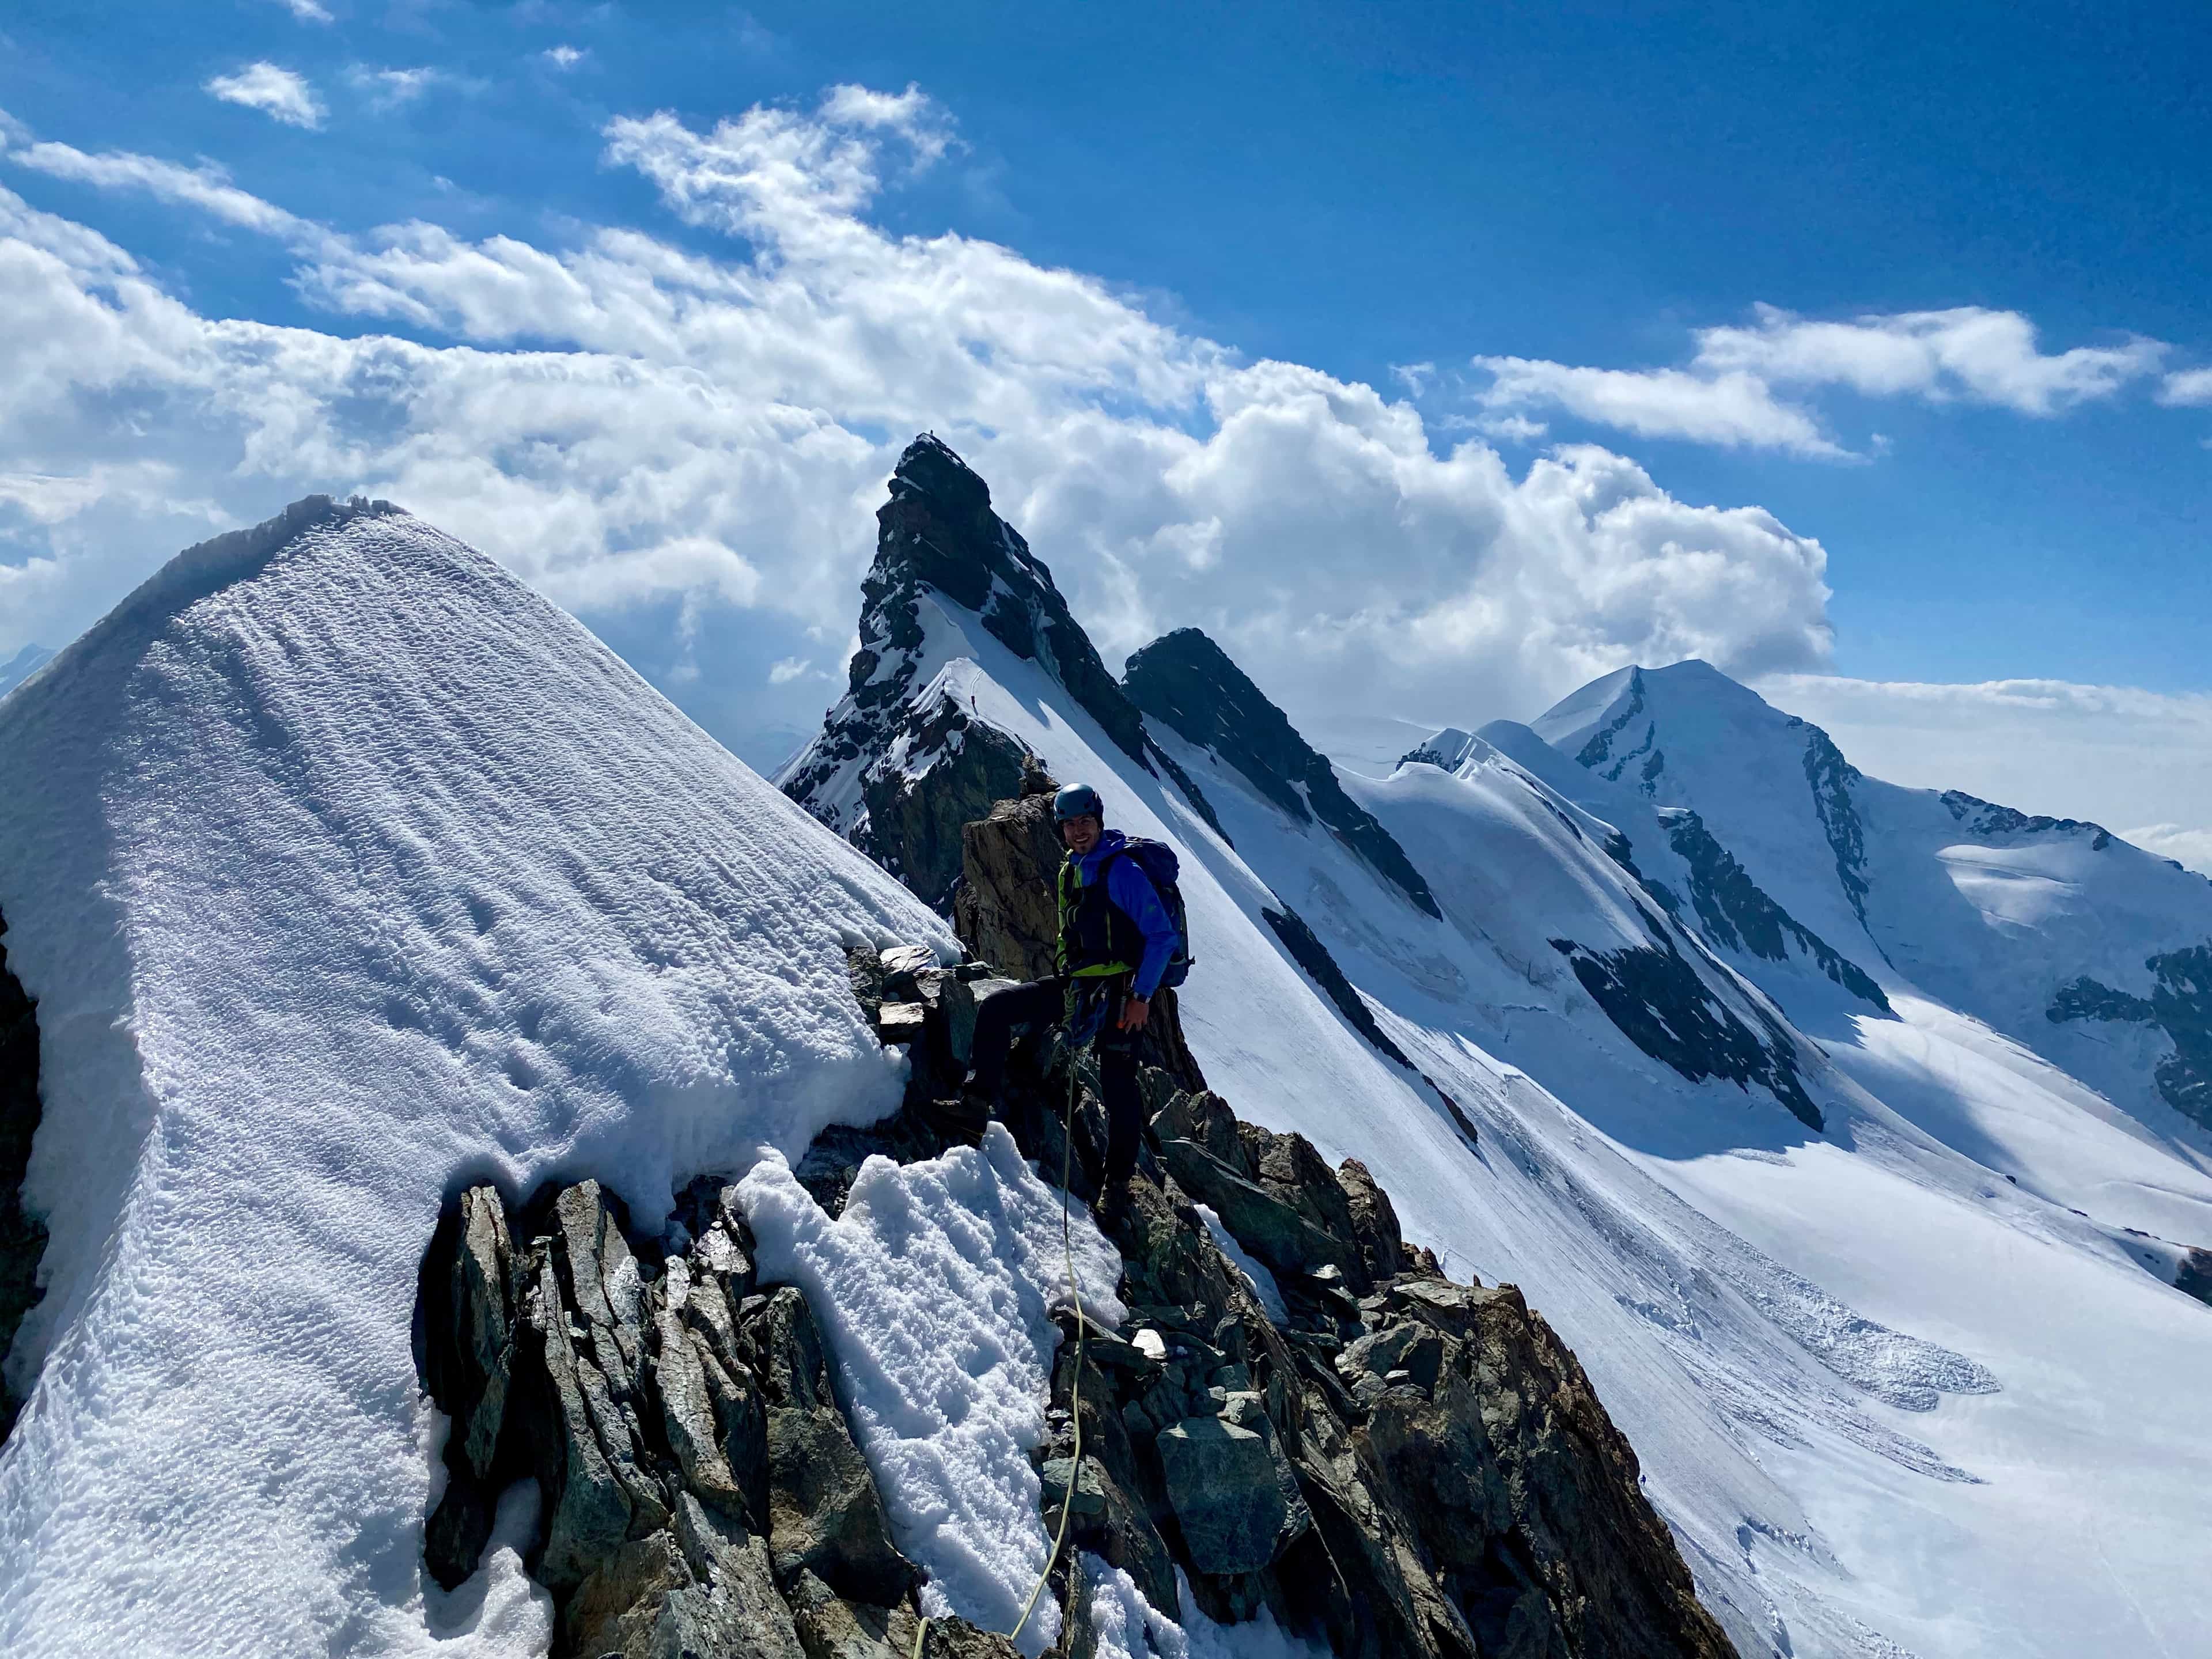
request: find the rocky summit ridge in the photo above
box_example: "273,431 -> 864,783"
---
413,777 -> 1734,1659
777,436 -> 1228,906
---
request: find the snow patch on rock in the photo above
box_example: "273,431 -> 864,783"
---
737,1124 -> 1125,1655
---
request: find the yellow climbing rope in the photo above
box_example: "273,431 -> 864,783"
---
912,1048 -> 1094,1659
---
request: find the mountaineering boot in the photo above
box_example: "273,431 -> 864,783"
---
931,1077 -> 994,1135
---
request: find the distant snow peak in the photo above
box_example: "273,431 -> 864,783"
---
0,644 -> 53,700
1536,653 -> 2212,1155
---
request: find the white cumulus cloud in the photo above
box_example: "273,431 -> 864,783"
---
1472,358 -> 1841,456
0,88 -> 1840,732
12,138 -> 321,241
204,63 -> 326,130
2120,824 -> 2212,876
541,46 -> 586,71
2157,366 -> 2212,407
1475,303 -> 2172,454
273,0 -> 334,21
1696,304 -> 2164,415
3,84 -> 2201,850
348,67 -> 449,111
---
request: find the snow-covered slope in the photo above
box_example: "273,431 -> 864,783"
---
1532,661 -> 2212,1155
786,440 -> 2212,1659
0,499 -> 955,1654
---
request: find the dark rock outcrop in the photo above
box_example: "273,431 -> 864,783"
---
2048,946 -> 2212,1131
1397,726 -> 1480,773
415,1173 -> 924,1657
1260,904 -> 1416,1070
783,438 -> 1154,886
859,704 -> 1033,910
947,775 -> 1209,1099
0,906 -> 46,1442
1941,789 -> 2112,847
1573,667 -> 1660,787
952,777 -> 1069,986
781,437 -> 1230,904
1797,721 -> 1872,929
2177,1248 -> 2212,1308
1124,627 -> 1440,918
1660,808 -> 1890,1013
1551,908 -> 1824,1132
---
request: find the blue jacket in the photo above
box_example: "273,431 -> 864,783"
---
1066,829 -> 1181,999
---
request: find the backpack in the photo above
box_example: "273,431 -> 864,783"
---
1107,836 -> 1194,990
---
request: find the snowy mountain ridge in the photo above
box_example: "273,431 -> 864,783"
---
1526,657 -> 2212,1151
0,496 -> 955,1654
0,490 -> 1738,1659
783,437 -> 2212,1659
0,445 -> 2206,1659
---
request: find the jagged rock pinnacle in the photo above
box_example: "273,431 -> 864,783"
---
779,435 -> 1173,899
1124,626 -> 1442,918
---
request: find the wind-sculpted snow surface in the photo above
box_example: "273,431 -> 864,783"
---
737,1126 -> 1127,1656
0,500 -> 955,1655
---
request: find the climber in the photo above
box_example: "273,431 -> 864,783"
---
957,783 -> 1184,1212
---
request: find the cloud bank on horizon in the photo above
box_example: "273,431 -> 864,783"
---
0,83 -> 2206,862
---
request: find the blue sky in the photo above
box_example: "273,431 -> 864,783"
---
3,1 -> 2210,854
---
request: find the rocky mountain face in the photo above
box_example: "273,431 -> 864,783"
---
897,776 -> 1729,1659
1546,916 -> 1823,1132
9,472 -> 2206,1657
0,910 -> 43,1439
415,767 -> 1733,1658
779,432 -> 1835,1179
417,1176 -> 953,1659
2048,947 -> 2212,1130
1124,628 -> 1440,918
777,437 -> 1222,906
1650,809 -> 1888,1015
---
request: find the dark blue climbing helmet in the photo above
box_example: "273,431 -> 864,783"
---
1052,783 -> 1105,823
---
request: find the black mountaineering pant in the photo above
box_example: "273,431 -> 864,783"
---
966,975 -> 1144,1187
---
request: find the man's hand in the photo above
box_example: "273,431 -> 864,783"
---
1118,994 -> 1151,1033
